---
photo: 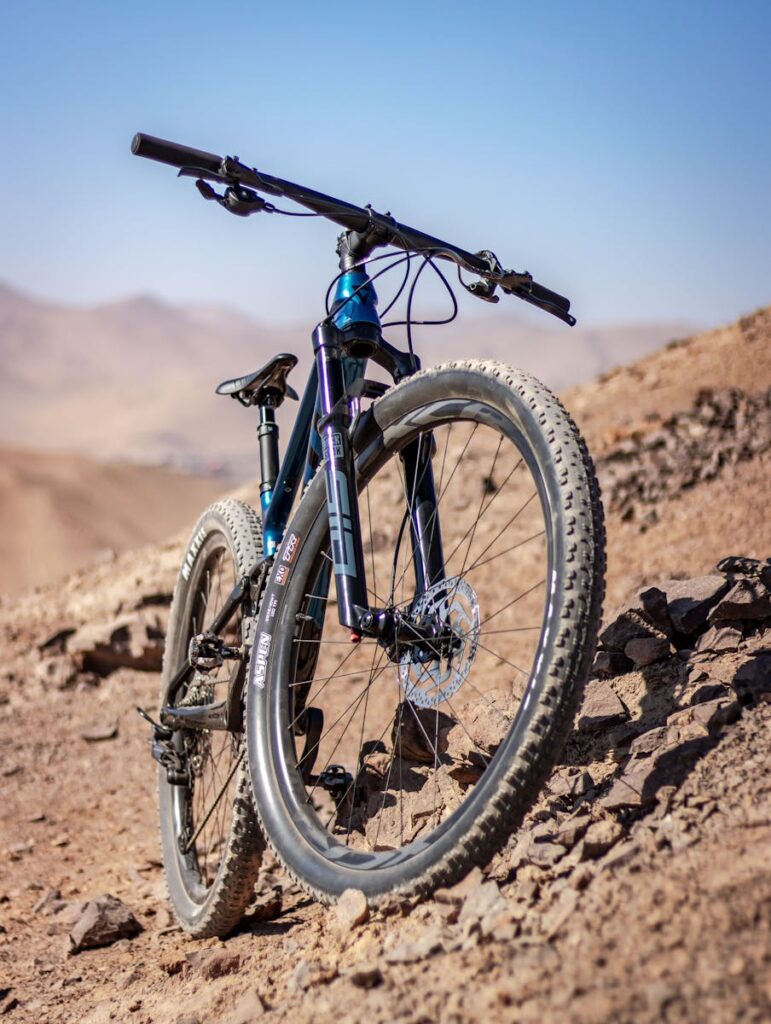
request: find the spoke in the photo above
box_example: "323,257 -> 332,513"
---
442,456 -> 524,570
184,751 -> 243,854
481,577 -> 546,630
300,656 -> 390,799
292,637 -> 376,646
344,640 -> 379,844
321,704 -> 397,834
389,424 -> 479,606
373,674 -> 406,850
461,529 -> 546,577
474,638 -> 531,678
403,696 -> 442,767
459,490 -> 538,580
436,421 -> 452,495
460,674 -> 516,722
287,642 -> 369,731
287,667 -> 377,688
460,435 -> 503,574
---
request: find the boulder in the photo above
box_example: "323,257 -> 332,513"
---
708,579 -> 771,624
592,650 -> 633,678
637,586 -> 673,635
599,610 -> 663,652
624,636 -> 670,668
600,762 -> 660,810
628,726 -> 667,757
665,698 -> 740,745
732,655 -> 771,704
664,575 -> 729,635
68,611 -> 166,676
695,625 -> 742,653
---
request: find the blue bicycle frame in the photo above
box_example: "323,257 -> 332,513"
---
259,265 -> 445,638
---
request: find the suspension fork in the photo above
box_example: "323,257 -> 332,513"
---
314,322 -> 369,630
313,322 -> 447,633
400,434 -> 445,593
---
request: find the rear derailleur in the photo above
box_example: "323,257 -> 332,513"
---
136,630 -> 243,785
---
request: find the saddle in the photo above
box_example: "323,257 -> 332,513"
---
216,353 -> 299,407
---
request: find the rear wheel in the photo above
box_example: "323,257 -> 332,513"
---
158,500 -> 264,937
247,361 -> 604,903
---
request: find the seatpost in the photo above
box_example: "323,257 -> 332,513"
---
313,322 -> 369,630
257,402 -> 280,555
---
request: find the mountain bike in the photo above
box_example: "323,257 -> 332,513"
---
133,132 -> 605,937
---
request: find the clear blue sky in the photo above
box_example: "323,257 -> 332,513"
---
2,0 -> 770,328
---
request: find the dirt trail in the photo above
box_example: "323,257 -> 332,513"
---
1,308 -> 770,1023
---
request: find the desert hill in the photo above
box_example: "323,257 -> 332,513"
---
0,305 -> 769,1022
0,279 -> 690,474
0,447 -> 225,594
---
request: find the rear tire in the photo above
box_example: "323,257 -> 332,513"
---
158,499 -> 265,937
247,361 -> 605,903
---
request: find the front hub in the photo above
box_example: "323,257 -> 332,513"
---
398,576 -> 480,709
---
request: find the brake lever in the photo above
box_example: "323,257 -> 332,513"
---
463,278 -> 499,303
195,179 -> 273,217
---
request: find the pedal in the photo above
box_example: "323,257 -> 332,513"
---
188,631 -> 241,672
318,764 -> 353,806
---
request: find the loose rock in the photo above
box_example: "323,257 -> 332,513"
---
578,680 -> 628,732
708,579 -> 771,624
625,636 -> 670,668
69,894 -> 143,953
665,576 -> 729,635
582,819 -> 624,860
334,888 -> 369,932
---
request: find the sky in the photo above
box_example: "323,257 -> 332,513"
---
2,0 -> 770,329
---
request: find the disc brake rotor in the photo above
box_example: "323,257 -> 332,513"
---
398,576 -> 480,709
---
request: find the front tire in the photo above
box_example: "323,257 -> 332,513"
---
247,362 -> 604,903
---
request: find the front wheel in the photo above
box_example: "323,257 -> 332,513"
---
247,361 -> 605,903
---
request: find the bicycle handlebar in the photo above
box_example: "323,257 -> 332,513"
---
131,133 -> 223,176
131,132 -> 575,325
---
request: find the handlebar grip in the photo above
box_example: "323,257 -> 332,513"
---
131,133 -> 224,175
529,281 -> 571,314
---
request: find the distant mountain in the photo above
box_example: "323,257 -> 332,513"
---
0,280 -> 692,477
0,445 -> 226,594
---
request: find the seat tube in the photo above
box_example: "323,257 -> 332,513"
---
312,322 -> 369,630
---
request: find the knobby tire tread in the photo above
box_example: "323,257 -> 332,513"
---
248,361 -> 605,905
159,499 -> 265,938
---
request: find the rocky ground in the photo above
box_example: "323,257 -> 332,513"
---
1,308 -> 770,1023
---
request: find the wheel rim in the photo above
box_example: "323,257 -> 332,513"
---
169,537 -> 243,900
272,405 -> 555,870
